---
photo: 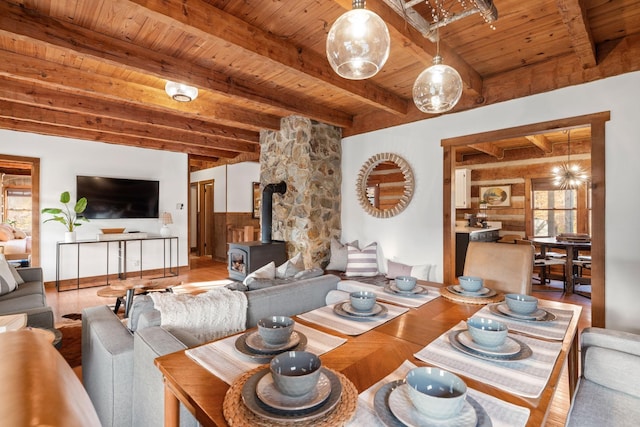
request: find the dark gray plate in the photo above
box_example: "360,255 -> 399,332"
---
241,367 -> 342,423
333,302 -> 388,321
449,330 -> 532,362
234,331 -> 307,362
373,379 -> 492,427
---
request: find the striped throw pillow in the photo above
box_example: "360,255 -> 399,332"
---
0,254 -> 19,296
345,242 -> 379,277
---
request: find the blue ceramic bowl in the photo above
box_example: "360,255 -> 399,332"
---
467,317 -> 508,348
395,276 -> 417,291
257,316 -> 295,345
350,291 -> 377,312
505,293 -> 538,315
458,276 -> 483,292
405,367 -> 467,419
270,351 -> 322,396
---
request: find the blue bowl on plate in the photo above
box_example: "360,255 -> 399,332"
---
467,317 -> 508,348
395,276 -> 417,291
458,276 -> 483,292
505,293 -> 538,315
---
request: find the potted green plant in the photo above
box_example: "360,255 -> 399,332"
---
41,191 -> 88,242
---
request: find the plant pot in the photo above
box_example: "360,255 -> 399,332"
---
64,231 -> 76,243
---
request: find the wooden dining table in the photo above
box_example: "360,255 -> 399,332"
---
529,237 -> 591,295
154,281 -> 582,427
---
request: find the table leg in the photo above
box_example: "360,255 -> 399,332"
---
568,327 -> 579,400
164,383 -> 180,427
565,247 -> 575,295
124,288 -> 135,318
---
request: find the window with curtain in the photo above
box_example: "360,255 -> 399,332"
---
532,178 -> 590,236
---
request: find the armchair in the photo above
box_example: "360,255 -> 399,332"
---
566,327 -> 640,426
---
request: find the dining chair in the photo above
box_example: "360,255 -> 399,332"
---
463,241 -> 534,294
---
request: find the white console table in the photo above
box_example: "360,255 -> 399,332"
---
55,235 -> 178,291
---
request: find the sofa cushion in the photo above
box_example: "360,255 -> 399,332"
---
245,274 -> 340,328
0,254 -> 18,295
326,238 -> 358,271
0,280 -> 45,302
567,379 -> 640,427
294,267 -> 324,280
345,242 -> 379,277
0,294 -> 47,312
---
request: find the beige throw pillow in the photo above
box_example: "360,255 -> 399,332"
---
326,238 -> 358,271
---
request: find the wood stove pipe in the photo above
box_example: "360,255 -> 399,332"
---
261,181 -> 287,243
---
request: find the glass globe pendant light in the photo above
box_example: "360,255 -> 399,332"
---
326,0 -> 390,80
412,28 -> 463,114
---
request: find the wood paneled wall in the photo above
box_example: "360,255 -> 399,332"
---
456,156 -> 591,237
213,212 -> 259,261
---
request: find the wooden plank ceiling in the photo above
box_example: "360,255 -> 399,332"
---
0,0 -> 638,171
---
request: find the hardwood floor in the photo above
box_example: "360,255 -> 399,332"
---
45,257 -> 591,426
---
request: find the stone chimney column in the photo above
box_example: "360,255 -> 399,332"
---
259,116 -> 342,268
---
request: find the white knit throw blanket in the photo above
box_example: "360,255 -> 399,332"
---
150,288 -> 248,342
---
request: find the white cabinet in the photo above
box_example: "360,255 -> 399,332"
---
455,169 -> 471,208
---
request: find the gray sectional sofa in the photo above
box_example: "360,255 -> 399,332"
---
0,267 -> 54,329
81,273 -> 340,427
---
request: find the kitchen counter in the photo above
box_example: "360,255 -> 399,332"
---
455,220 -> 502,235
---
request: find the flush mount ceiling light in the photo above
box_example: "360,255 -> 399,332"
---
326,0 -> 390,80
165,81 -> 198,102
552,130 -> 590,189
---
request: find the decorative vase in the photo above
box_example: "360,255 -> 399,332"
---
64,231 -> 76,243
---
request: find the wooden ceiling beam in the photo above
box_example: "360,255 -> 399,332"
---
0,57 -> 261,141
525,134 -> 554,154
0,1 -> 352,129
555,0 -> 597,68
0,54 -> 279,133
0,77 -> 260,152
126,0 -> 409,116
467,142 -> 504,159
335,0 -> 484,97
0,117 -> 239,158
346,35 -> 640,136
0,99 -> 257,155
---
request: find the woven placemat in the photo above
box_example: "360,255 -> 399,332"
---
440,287 -> 504,305
223,366 -> 358,426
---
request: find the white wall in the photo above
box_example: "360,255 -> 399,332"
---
0,131 -> 189,282
189,162 -> 259,212
341,71 -> 640,333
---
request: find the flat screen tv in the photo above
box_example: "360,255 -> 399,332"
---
77,176 -> 159,219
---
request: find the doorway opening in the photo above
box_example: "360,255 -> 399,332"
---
442,112 -> 609,327
0,154 -> 40,266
